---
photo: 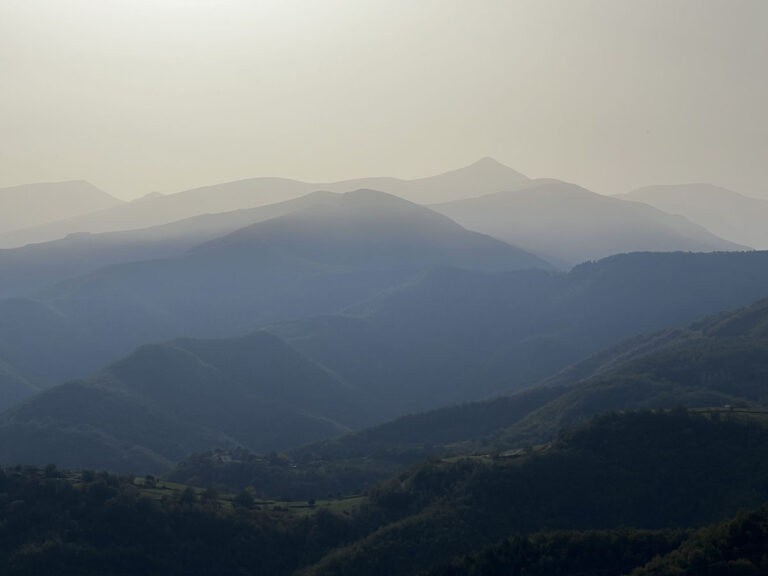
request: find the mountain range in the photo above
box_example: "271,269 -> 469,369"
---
2,160 -> 752,265
0,190 -> 546,396
432,178 -> 746,265
0,190 -> 372,299
0,180 -> 122,236
621,183 -> 768,250
0,158 -> 529,248
5,250 -> 768,473
2,162 -> 768,575
0,331 -> 371,473
170,292 -> 768,499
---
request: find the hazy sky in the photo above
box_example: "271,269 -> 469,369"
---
1,0 -> 766,200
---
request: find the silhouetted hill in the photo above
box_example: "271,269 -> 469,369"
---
0,190 -> 545,397
191,189 -> 547,271
0,159 -> 528,247
6,251 -> 768,471
432,179 -> 744,266
0,178 -> 317,248
322,157 -> 529,204
174,295 -> 768,499
0,251 -> 768,454
621,183 -> 768,249
300,292 -> 768,486
0,332 -> 366,474
0,191 -> 339,299
169,387 -> 563,499
492,295 -> 768,447
272,251 -> 768,417
0,180 -> 122,236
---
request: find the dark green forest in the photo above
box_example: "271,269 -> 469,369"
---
3,410 -> 768,575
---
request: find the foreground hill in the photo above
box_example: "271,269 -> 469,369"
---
0,190 -> 545,393
428,505 -> 768,576
631,505 -> 768,575
432,179 -> 744,266
298,411 -> 768,575
0,332 -> 366,473
2,411 -> 767,576
0,180 -> 122,236
0,158 -> 528,248
621,183 -> 768,249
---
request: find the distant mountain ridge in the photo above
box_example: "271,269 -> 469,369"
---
0,189 -> 546,399
432,178 -> 746,266
4,251 -> 768,473
190,189 -> 548,271
0,180 -> 122,235
0,190 -> 344,299
620,183 -> 768,249
0,159 -> 529,248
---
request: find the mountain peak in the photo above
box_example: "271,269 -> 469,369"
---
456,156 -> 526,176
472,156 -> 506,168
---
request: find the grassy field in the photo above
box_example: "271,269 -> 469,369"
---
130,475 -> 365,515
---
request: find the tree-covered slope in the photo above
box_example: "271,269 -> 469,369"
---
169,387 -> 564,500
299,411 -> 768,576
631,505 -> 768,575
492,295 -> 768,447
0,466 -> 340,576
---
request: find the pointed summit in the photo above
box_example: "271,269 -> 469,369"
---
470,156 -> 508,168
446,157 -> 528,180
385,157 -> 529,204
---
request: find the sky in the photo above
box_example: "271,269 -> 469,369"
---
1,0 -> 766,200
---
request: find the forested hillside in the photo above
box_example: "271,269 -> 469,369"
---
3,411 -> 768,575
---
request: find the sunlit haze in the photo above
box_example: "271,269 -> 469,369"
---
1,0 -> 766,199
